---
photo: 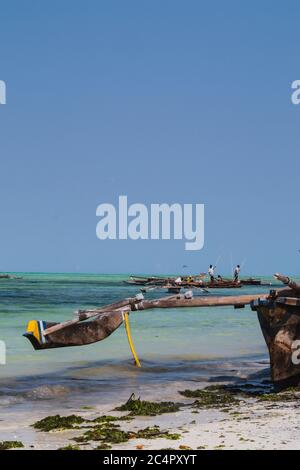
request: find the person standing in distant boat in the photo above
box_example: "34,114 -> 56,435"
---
208,265 -> 216,282
234,265 -> 241,282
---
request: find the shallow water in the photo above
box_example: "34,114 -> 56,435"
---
0,273 -> 276,414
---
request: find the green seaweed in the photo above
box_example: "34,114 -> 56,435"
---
58,444 -> 81,450
115,393 -> 181,416
200,384 -> 300,404
90,415 -> 122,424
75,422 -> 130,444
0,441 -> 24,450
133,426 -> 180,440
179,386 -> 240,409
258,392 -> 298,402
33,414 -> 85,431
75,422 -> 180,446
95,443 -> 112,450
32,404 -> 182,447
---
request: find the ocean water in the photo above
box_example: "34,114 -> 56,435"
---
0,273 -> 275,414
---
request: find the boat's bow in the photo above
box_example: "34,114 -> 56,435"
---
23,310 -> 124,350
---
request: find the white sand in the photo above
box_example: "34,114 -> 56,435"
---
1,384 -> 300,450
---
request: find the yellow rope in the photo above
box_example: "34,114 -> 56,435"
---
124,312 -> 141,368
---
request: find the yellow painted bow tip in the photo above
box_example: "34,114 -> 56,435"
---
26,320 -> 41,342
124,312 -> 141,368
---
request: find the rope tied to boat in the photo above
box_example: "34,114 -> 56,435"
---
123,311 -> 141,367
129,296 -> 145,311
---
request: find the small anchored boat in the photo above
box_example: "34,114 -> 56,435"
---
24,291 -> 264,352
0,273 -> 16,279
124,275 -> 169,286
124,274 -> 207,286
24,311 -> 125,350
125,275 -> 241,289
240,278 -> 262,286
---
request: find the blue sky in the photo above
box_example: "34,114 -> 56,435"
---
0,0 -> 299,275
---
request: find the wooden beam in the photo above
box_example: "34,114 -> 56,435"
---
43,299 -> 133,336
137,293 -> 269,310
44,292 -> 271,338
274,273 -> 300,292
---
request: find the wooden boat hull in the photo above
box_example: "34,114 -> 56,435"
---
205,283 -> 241,289
124,278 -> 167,286
196,281 -> 241,289
124,279 -> 148,285
125,275 -> 242,289
24,311 -> 124,350
251,289 -> 300,389
240,278 -> 261,286
148,281 -> 241,289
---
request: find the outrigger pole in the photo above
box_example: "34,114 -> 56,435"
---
24,291 -> 268,362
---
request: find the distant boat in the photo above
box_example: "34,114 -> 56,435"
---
0,273 -> 22,280
125,275 -> 242,289
240,278 -> 262,286
124,275 -> 172,286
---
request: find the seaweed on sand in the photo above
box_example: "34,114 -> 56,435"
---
32,407 -> 181,447
74,422 -> 180,445
95,443 -> 112,450
258,391 -> 300,402
179,385 -> 241,409
90,415 -> 126,424
58,444 -> 81,450
179,383 -> 300,408
74,422 -> 130,444
223,383 -> 300,402
33,414 -> 85,431
115,393 -> 181,416
0,441 -> 24,450
133,426 -> 180,440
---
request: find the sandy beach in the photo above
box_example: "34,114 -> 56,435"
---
1,376 -> 300,451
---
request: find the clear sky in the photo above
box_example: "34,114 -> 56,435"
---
0,0 -> 299,275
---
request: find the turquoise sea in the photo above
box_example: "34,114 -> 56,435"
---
0,273 -> 276,415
